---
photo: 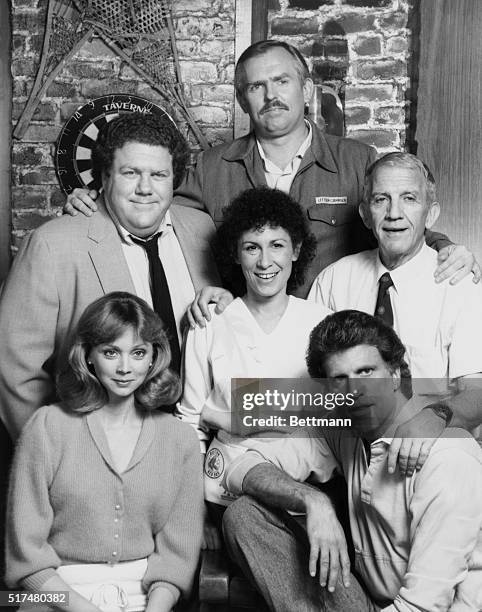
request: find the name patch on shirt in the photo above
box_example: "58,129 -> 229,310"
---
315,196 -> 348,205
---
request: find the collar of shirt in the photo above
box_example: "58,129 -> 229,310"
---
375,243 -> 433,293
116,210 -> 173,245
221,118 -> 338,173
256,120 -> 313,175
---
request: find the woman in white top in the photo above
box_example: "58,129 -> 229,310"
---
176,187 -> 331,533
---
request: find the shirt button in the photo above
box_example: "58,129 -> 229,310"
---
114,534 -> 119,539
114,518 -> 119,523
115,504 -> 121,510
331,218 -> 336,225
112,551 -> 117,557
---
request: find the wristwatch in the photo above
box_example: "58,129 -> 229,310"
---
424,402 -> 453,426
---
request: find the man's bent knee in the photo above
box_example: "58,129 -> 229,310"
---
222,495 -> 264,542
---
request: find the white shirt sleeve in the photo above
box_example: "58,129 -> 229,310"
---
448,281 -> 482,379
225,432 -> 339,496
307,264 -> 337,311
384,437 -> 482,611
175,323 -> 214,453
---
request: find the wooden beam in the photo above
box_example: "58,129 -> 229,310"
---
0,0 -> 12,281
234,0 -> 252,138
251,0 -> 268,42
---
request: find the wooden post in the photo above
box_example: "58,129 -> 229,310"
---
0,0 -> 11,281
234,0 -> 252,138
251,0 -> 268,42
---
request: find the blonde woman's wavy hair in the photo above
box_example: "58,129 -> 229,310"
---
57,292 -> 180,413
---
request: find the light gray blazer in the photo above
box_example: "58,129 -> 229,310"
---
0,202 -> 219,439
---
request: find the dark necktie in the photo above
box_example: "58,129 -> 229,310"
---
130,233 -> 181,374
374,272 -> 394,327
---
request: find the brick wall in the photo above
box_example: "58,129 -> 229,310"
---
10,0 -> 235,246
269,0 -> 414,151
10,0 -> 414,244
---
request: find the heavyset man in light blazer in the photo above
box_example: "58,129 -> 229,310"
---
0,113 -> 219,441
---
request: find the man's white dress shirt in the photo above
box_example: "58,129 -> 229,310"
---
116,211 -> 195,343
309,244 -> 482,381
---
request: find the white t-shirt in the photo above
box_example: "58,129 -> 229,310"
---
176,295 -> 331,504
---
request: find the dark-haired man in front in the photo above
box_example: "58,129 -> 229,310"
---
223,310 -> 482,612
65,40 -> 478,297
0,113 -> 219,441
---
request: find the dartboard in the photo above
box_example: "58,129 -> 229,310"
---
55,94 -> 174,194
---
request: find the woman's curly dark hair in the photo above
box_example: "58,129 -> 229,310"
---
215,187 -> 316,296
92,112 -> 190,190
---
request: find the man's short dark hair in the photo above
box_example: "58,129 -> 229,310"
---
307,310 -> 411,382
234,39 -> 311,99
92,112 -> 190,189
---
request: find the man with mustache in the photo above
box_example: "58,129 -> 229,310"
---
66,40 -> 477,297
222,310 -> 482,612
